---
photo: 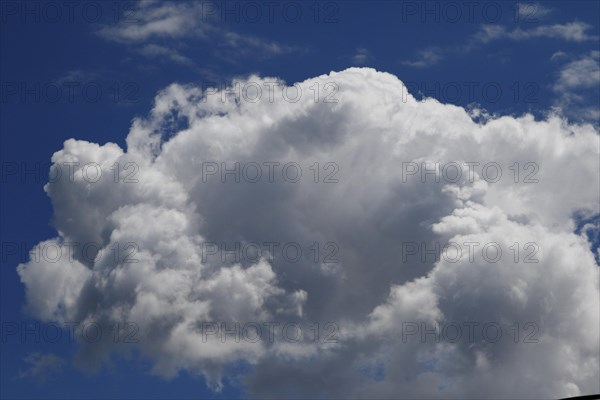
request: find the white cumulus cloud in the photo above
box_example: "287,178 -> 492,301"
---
18,68 -> 599,398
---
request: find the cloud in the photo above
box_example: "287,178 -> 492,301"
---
18,68 -> 599,398
222,31 -> 298,56
552,51 -> 600,122
402,47 -> 443,67
97,0 -> 296,66
137,44 -> 195,66
550,51 -> 568,61
346,204 -> 599,398
352,48 -> 372,65
18,353 -> 65,382
54,69 -> 101,84
554,51 -> 600,90
515,2 -> 553,20
475,22 -> 598,43
406,20 -> 596,68
97,1 -> 209,43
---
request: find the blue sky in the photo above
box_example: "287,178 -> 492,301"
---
1,1 -> 599,399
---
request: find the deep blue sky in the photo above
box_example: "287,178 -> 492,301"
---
1,1 -> 599,398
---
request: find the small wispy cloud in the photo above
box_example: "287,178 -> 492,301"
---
515,2 -> 553,20
402,47 -> 443,68
550,51 -> 568,61
97,1 -> 209,43
53,70 -> 103,85
554,50 -> 600,91
474,22 -> 598,44
18,353 -> 65,382
223,31 -> 298,55
138,44 -> 194,66
97,0 -> 297,67
405,20 -> 598,68
552,51 -> 600,122
352,48 -> 371,65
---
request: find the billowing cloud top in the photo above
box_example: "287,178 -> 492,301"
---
18,68 -> 599,398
